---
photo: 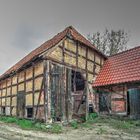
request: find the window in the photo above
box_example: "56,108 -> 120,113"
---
27,108 -> 33,118
2,107 -> 5,115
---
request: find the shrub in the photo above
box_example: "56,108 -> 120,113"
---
70,120 -> 78,129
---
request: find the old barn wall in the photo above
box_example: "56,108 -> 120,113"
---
47,38 -> 104,83
96,85 -> 127,114
0,37 -> 105,121
0,61 -> 44,118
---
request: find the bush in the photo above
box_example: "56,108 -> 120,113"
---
0,116 -> 18,123
0,116 -> 62,133
70,120 -> 78,129
17,119 -> 34,129
87,113 -> 98,123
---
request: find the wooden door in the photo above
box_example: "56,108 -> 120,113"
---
50,64 -> 64,121
71,71 -> 86,116
50,64 -> 73,121
128,88 -> 140,118
17,91 -> 25,118
99,92 -> 111,113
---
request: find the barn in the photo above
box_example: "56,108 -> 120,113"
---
93,46 -> 140,119
0,26 -> 106,122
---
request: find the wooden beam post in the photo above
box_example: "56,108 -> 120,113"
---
85,81 -> 89,120
66,68 -> 72,121
44,60 -> 52,123
61,67 -> 67,122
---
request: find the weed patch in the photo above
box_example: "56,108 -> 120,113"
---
70,120 -> 78,129
0,116 -> 62,133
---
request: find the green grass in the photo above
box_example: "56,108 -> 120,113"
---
0,116 -> 62,133
0,116 -> 18,123
86,115 -> 140,132
0,115 -> 140,134
70,120 -> 78,129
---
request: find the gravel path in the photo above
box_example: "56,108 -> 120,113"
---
0,122 -> 139,140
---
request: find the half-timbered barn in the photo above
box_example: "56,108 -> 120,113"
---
93,46 -> 140,119
0,26 -> 106,122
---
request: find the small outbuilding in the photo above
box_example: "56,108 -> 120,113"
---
93,46 -> 140,118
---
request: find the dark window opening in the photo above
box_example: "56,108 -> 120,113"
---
127,91 -> 130,115
27,108 -> 33,118
2,107 -> 5,115
89,104 -> 94,113
71,70 -> 85,91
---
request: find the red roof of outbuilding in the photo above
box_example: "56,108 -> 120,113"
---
0,26 -> 106,80
93,46 -> 140,87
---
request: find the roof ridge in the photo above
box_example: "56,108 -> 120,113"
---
68,26 -> 107,58
109,45 -> 140,58
0,26 -> 106,80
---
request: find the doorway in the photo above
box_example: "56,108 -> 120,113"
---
71,70 -> 86,115
127,88 -> 140,118
50,63 -> 86,121
17,91 -> 25,118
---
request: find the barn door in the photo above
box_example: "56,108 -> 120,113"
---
99,92 -> 111,113
50,64 -> 70,121
128,88 -> 140,118
17,91 -> 25,118
50,64 -> 73,121
71,70 -> 86,116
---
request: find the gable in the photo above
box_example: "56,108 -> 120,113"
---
0,26 -> 106,80
44,37 -> 105,82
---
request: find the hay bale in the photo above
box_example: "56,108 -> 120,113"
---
87,61 -> 94,72
64,52 -> 76,66
34,62 -> 44,76
78,45 -> 86,57
2,89 -> 6,97
18,83 -> 24,91
7,78 -> 11,87
34,77 -> 43,91
26,93 -> 33,106
6,97 -> 10,106
26,80 -> 33,92
18,71 -> 25,82
65,39 -> 76,53
12,96 -> 17,106
7,87 -> 11,96
12,86 -> 17,95
88,73 -> 94,83
26,67 -> 33,80
34,92 -> 44,105
78,56 -> 86,69
0,81 -> 6,88
11,107 -> 16,116
2,98 -> 5,106
12,76 -> 17,84
48,47 -> 63,62
95,54 -> 101,64
88,49 -> 94,60
95,64 -> 101,73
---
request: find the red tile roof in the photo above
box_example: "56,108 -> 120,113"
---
93,46 -> 140,87
0,26 -> 105,80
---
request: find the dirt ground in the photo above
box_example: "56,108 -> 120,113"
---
0,121 -> 140,140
